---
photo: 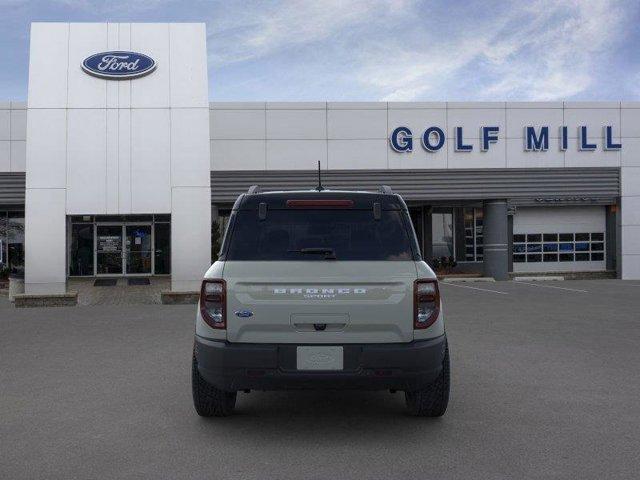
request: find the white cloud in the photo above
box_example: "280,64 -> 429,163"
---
479,0 -> 625,100
16,0 -> 176,11
5,0 -> 629,101
358,0 -> 627,101
208,0 -> 414,66
208,0 -> 629,101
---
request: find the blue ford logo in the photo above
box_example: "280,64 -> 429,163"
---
82,51 -> 156,80
235,310 -> 253,318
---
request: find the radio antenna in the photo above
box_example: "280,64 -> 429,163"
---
317,161 -> 324,191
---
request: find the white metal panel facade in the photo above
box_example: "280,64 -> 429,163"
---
23,22 -> 211,293
0,102 -> 26,172
207,101 -> 635,171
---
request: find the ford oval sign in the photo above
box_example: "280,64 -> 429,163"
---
234,310 -> 254,318
82,51 -> 156,80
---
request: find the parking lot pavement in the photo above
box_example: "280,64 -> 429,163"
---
2,280 -> 640,480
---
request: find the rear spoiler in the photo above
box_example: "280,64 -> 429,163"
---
246,184 -> 393,195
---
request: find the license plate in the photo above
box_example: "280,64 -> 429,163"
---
296,346 -> 343,371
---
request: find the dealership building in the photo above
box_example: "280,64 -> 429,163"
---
1,22 -> 640,298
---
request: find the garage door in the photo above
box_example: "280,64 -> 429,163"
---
513,206 -> 606,273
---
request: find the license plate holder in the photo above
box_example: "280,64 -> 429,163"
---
296,346 -> 344,371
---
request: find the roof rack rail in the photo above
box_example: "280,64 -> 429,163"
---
379,185 -> 393,194
247,185 -> 261,194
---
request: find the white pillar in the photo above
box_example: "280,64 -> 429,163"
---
171,187 -> 211,292
621,166 -> 640,279
24,188 -> 66,294
483,200 -> 509,280
167,24 -> 211,292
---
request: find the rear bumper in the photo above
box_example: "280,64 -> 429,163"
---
194,334 -> 447,392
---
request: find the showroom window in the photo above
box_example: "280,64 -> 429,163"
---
154,218 -> 171,275
463,208 -> 483,262
513,232 -> 605,263
0,211 -> 25,275
68,214 -> 171,276
69,223 -> 94,276
211,213 -> 230,262
432,209 -> 454,258
0,212 -> 5,273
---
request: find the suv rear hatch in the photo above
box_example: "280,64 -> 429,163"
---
220,193 -> 420,344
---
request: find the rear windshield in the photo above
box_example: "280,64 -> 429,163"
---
224,209 -> 416,261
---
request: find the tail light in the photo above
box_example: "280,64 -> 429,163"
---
200,279 -> 226,329
414,279 -> 440,329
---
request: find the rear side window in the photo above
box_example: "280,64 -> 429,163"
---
225,209 -> 416,261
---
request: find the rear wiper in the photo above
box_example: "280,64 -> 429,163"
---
288,247 -> 337,260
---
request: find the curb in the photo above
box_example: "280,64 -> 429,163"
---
514,276 -> 565,282
14,291 -> 78,308
442,277 -> 496,283
161,291 -> 199,305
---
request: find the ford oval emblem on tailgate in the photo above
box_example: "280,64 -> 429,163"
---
235,310 -> 253,318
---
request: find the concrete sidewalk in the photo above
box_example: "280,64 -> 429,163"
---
69,277 -> 170,306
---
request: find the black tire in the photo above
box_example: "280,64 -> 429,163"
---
192,353 -> 237,417
404,342 -> 450,417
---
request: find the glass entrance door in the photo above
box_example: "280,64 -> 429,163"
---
125,225 -> 152,275
71,216 -> 168,278
96,225 -> 124,275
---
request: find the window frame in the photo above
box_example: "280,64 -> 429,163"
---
461,207 -> 483,263
512,231 -> 606,264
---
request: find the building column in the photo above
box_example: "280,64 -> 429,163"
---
483,200 -> 509,280
168,104 -> 212,292
620,164 -> 640,279
507,211 -> 514,273
171,187 -> 212,292
454,207 -> 466,262
24,188 -> 67,294
422,206 -> 433,262
606,204 -> 617,273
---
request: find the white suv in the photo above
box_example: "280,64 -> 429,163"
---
192,186 -> 449,416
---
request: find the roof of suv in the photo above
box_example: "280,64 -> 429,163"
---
233,189 -> 409,211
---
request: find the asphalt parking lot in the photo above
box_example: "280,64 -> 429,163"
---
2,279 -> 640,480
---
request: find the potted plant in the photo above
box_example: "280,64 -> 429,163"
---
0,264 -> 9,290
430,256 -> 458,276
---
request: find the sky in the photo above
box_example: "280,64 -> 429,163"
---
1,0 -> 639,102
